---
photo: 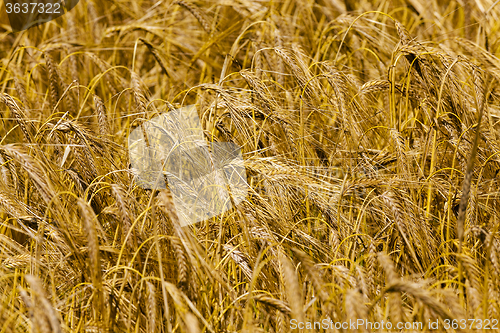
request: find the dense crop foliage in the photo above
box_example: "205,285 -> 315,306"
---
1,0 -> 500,331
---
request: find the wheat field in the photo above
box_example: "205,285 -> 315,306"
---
0,0 -> 500,331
